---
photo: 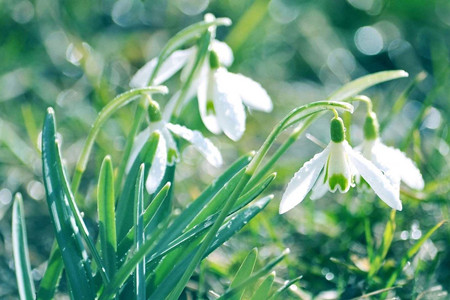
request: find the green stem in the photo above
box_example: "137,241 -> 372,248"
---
246,114 -> 318,190
71,86 -> 168,196
115,98 -> 146,192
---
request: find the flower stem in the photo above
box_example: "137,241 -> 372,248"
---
71,87 -> 168,197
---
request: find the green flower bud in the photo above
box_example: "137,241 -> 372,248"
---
363,112 -> 379,140
330,117 -> 345,143
209,50 -> 220,69
147,100 -> 162,122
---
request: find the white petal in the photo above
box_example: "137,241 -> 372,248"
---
214,69 -> 246,141
197,74 -> 221,134
280,146 -> 330,214
146,131 -> 167,194
211,40 -> 234,67
345,143 -> 402,211
162,92 -> 179,121
224,72 -> 273,112
161,126 -> 179,165
166,123 -> 223,167
130,48 -> 194,87
310,171 -> 328,200
375,142 -> 424,190
126,128 -> 150,172
130,58 -> 157,88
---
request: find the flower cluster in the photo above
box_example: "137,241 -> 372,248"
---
280,103 -> 424,214
129,15 -> 273,193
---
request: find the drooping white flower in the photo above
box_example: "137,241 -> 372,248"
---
279,117 -> 402,214
130,39 -> 272,141
128,100 -> 223,194
357,112 -> 424,191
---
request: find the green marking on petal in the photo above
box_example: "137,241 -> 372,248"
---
209,50 -> 220,69
363,112 -> 379,140
330,117 -> 345,143
328,174 -> 349,192
206,100 -> 216,115
167,148 -> 178,164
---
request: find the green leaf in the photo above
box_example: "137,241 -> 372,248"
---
268,275 -> 302,300
12,193 -> 36,300
41,108 -> 96,299
116,132 -> 160,242
117,182 -> 171,259
134,164 -> 146,300
98,156 -> 117,279
36,243 -> 62,300
328,70 -> 408,101
149,196 -> 273,300
250,272 -> 275,300
219,247 -> 289,300
146,170 -> 272,291
369,210 -> 396,278
153,153 -> 253,249
228,248 -> 258,300
383,220 -> 446,293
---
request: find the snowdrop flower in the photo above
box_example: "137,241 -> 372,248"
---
196,49 -> 272,141
128,100 -> 223,194
279,116 -> 402,214
130,38 -> 272,141
357,111 -> 424,191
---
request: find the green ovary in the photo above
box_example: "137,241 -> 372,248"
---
328,174 -> 349,192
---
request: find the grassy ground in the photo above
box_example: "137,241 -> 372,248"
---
1,0 -> 449,299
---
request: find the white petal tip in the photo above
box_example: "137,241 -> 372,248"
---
282,248 -> 291,255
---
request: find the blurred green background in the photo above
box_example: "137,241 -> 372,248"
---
1,0 -> 449,298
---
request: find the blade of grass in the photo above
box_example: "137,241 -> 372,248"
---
382,220 -> 447,298
218,248 -> 290,300
328,70 -> 409,101
12,193 -> 36,300
36,243 -> 63,300
250,272 -> 275,300
228,248 -> 258,300
116,132 -> 160,242
149,196 -> 273,300
368,210 -> 396,278
134,165 -> 146,300
98,156 -> 117,279
117,182 -> 171,258
42,108 -> 96,299
268,275 -> 302,300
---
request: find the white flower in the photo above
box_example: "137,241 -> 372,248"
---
357,112 -> 424,191
128,101 -> 223,194
130,40 -> 272,141
279,117 -> 402,214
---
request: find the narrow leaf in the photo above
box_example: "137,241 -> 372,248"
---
328,70 -> 409,101
134,164 -> 146,300
98,156 -> 117,279
229,248 -> 258,300
250,272 -> 275,300
12,193 -> 36,300
369,210 -> 396,278
150,196 -> 273,300
42,108 -> 96,299
36,243 -> 62,300
268,275 -> 302,300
